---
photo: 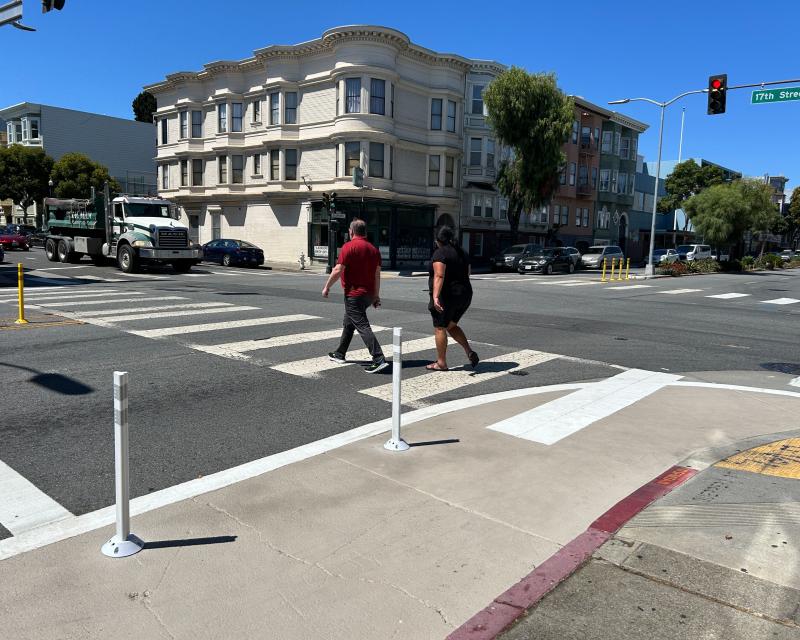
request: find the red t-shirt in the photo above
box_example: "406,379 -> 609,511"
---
338,236 -> 381,298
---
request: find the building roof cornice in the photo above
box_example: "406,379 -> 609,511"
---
610,112 -> 649,133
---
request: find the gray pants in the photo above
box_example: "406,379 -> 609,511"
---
335,296 -> 385,363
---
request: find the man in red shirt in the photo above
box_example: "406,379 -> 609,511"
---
322,218 -> 389,373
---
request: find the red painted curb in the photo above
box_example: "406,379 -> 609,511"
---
446,465 -> 697,640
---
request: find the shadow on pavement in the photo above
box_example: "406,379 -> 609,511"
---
409,438 -> 460,448
143,535 -> 238,550
0,362 -> 94,396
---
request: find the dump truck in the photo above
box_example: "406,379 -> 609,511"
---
42,185 -> 199,273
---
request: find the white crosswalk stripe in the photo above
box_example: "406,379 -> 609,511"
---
605,284 -> 653,290
86,305 -> 259,323
706,293 -> 750,299
762,298 -> 800,305
128,314 -> 319,338
359,349 -> 560,406
74,275 -> 125,282
272,336 -> 454,377
114,272 -> 168,280
38,296 -> 186,308
0,290 -> 136,302
188,327 -> 389,361
659,288 -> 704,295
560,281 -> 600,287
77,302 -> 233,317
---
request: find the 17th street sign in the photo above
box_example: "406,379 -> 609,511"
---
752,87 -> 800,104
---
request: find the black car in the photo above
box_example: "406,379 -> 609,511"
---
491,243 -> 542,271
518,248 -> 575,275
201,239 -> 265,267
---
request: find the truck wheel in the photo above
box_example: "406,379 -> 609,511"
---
172,261 -> 192,273
117,245 -> 138,273
57,240 -> 72,263
45,238 -> 58,261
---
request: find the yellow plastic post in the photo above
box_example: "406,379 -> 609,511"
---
16,263 -> 28,324
610,257 -> 617,281
601,258 -> 607,282
625,258 -> 631,280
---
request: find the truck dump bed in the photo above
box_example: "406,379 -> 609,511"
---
44,197 -> 105,232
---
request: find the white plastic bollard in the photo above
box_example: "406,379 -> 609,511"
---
101,371 -> 144,558
384,327 -> 410,451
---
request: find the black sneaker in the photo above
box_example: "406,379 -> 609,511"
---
365,360 -> 390,374
328,351 -> 346,364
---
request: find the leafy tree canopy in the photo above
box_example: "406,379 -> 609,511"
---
0,144 -> 54,213
658,159 -> 725,214
132,90 -> 157,123
50,152 -> 121,199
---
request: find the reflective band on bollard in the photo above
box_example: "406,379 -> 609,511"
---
101,371 -> 144,557
384,327 -> 409,451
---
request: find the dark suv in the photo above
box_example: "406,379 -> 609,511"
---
491,243 -> 542,271
518,248 -> 575,275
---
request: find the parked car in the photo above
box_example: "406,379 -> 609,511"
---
0,225 -> 30,251
649,248 -> 679,264
580,245 -> 624,269
201,239 -> 265,267
563,246 -> 581,269
779,249 -> 795,262
491,243 -> 542,271
518,247 -> 575,275
710,249 -> 730,261
0,244 -> 4,263
676,244 -> 711,261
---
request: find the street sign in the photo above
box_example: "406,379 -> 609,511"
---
330,211 -> 345,220
751,87 -> 800,104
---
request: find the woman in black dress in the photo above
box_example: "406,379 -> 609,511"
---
427,226 -> 479,371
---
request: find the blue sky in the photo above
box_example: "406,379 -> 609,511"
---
3,0 -> 798,192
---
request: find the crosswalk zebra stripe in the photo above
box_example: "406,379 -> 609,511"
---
0,290 -> 134,301
706,293 -> 750,299
762,298 -> 800,305
359,349 -> 560,406
128,314 -> 320,338
74,275 -> 125,282
38,296 -> 187,308
115,272 -> 168,279
189,326 -> 389,360
91,305 -> 260,322
560,281 -> 599,287
659,289 -> 704,295
77,302 -> 233,317
605,284 -> 653,290
0,460 -> 73,535
272,336 -> 454,377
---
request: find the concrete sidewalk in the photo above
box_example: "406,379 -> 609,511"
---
3,378 -> 800,639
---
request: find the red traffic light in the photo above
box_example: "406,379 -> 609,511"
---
711,78 -> 723,90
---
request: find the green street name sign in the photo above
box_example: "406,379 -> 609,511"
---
751,87 -> 800,104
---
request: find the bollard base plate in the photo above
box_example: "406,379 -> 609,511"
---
101,533 -> 144,558
384,438 -> 410,452
14,319 -> 29,324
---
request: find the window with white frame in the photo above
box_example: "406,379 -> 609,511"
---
269,93 -> 279,125
470,138 -> 482,166
581,126 -> 591,147
218,155 -> 228,184
561,205 -> 569,225
578,164 -> 588,187
179,111 -> 188,138
345,78 -> 361,113
270,149 -> 280,180
218,104 -> 227,133
191,110 -> 202,138
252,99 -> 261,123
592,167 -> 598,188
161,117 -> 168,144
551,204 -> 559,223
628,174 -> 635,195
232,103 -> 243,132
630,138 -> 638,159
537,205 -> 548,224
559,166 -> 566,185
180,160 -> 188,186
614,132 -> 621,155
601,131 -> 612,154
484,196 -> 494,218
611,169 -> 618,193
594,127 -> 600,148
231,155 -> 243,184
28,118 -> 39,140
599,169 -> 610,191
14,122 -> 22,142
617,172 -> 627,195
253,154 -> 261,176
572,120 -> 579,144
345,141 -> 360,177
582,208 -> 589,227
369,142 -> 384,178
487,139 -> 495,169
192,159 -> 203,186
284,149 -> 298,181
212,214 -> 221,240
428,155 -> 441,186
445,156 -> 454,187
620,137 -> 630,159
284,92 -> 297,124
430,98 -> 442,130
6,122 -> 13,142
472,193 -> 482,216
390,83 -> 395,117
161,164 -> 169,190
473,232 -> 484,257
370,79 -> 385,115
569,162 -> 576,186
575,207 -> 581,227
500,198 -> 508,222
447,100 -> 456,132
471,85 -> 484,115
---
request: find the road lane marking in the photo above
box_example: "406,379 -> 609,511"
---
359,349 -> 560,406
25,266 -> 94,270
789,377 -> 800,388
114,272 -> 169,279
605,284 -> 653,290
40,296 -> 187,308
73,275 -> 126,282
762,298 -> 800,305
0,460 -> 73,535
128,314 -> 320,338
488,368 -> 682,445
706,293 -> 750,299
189,326 -> 389,360
76,302 -> 233,317
272,336 -> 454,377
91,305 -> 260,322
659,289 -> 704,295
559,281 -> 600,287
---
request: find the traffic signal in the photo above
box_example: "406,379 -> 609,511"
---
42,0 -> 65,11
707,74 -> 727,115
322,192 -> 330,211
330,192 -> 337,212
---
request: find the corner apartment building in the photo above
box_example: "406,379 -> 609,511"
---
146,26 -> 506,268
0,103 -> 157,224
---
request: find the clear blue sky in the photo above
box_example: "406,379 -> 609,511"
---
3,0 -> 798,192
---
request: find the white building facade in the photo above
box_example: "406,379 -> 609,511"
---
146,26 -> 502,267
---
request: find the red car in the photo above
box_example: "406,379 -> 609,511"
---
0,225 -> 30,251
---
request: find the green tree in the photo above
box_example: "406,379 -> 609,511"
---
684,180 -> 779,257
658,160 -> 725,229
783,186 -> 800,248
132,90 -> 157,123
50,152 -> 121,199
0,144 -> 54,226
484,67 -> 573,242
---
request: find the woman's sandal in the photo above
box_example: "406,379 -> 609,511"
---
426,362 -> 449,371
468,351 -> 480,369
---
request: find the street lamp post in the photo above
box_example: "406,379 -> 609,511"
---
609,89 -> 706,277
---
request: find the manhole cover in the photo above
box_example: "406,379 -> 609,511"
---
760,363 -> 800,375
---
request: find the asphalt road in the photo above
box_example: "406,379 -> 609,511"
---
1,249 -> 799,534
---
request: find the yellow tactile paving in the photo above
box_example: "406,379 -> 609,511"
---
715,438 -> 800,480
